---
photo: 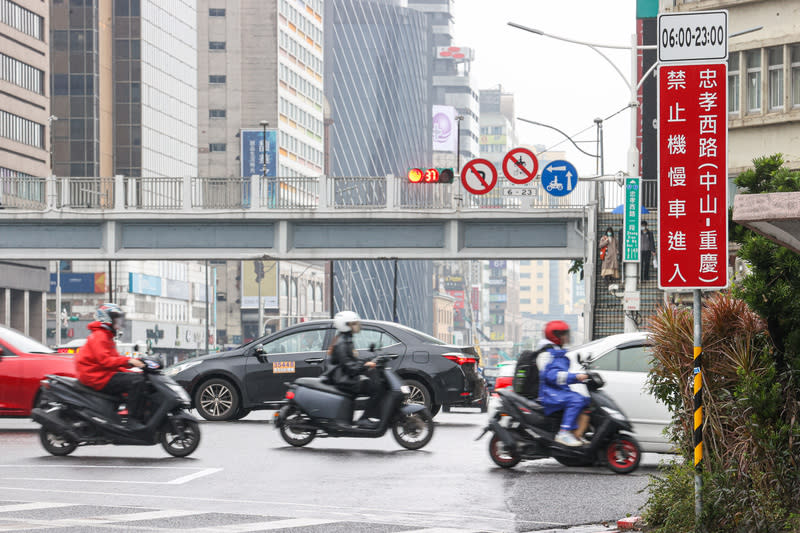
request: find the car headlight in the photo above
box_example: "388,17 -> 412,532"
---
165,360 -> 203,377
167,383 -> 192,403
400,385 -> 411,394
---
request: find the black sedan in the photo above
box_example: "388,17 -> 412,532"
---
166,320 -> 486,421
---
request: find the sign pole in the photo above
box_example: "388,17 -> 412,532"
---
693,289 -> 703,525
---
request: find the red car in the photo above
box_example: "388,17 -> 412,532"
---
0,325 -> 76,417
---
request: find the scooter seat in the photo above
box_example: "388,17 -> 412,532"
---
48,375 -> 121,404
293,377 -> 354,397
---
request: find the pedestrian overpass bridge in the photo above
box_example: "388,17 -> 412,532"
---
0,175 -> 598,262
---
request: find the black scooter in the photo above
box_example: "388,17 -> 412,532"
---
477,369 -> 642,474
32,359 -> 201,457
274,354 -> 435,450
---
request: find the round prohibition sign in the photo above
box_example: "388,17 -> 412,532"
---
502,147 -> 539,185
460,158 -> 498,195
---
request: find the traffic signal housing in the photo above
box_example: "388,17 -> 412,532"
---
406,167 -> 454,183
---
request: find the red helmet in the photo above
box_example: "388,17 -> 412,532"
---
544,320 -> 570,345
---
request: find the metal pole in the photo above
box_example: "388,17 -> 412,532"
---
257,264 -> 263,337
107,260 -> 112,303
55,261 -> 61,346
693,289 -> 703,526
456,119 -> 461,174
392,259 -> 398,322
205,260 -> 209,353
623,34 -> 640,334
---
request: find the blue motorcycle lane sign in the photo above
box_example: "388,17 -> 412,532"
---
541,160 -> 578,197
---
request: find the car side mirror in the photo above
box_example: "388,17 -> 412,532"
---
254,344 -> 266,355
577,353 -> 586,364
369,342 -> 376,352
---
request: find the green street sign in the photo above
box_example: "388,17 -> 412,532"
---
624,177 -> 641,262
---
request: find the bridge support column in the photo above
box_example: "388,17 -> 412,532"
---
183,176 -> 192,211
46,176 -> 57,210
114,175 -> 124,210
318,176 -> 329,212
386,175 -> 395,209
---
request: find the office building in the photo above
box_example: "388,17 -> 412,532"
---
0,0 -> 51,340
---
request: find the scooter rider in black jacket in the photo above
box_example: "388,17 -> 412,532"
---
328,311 -> 382,429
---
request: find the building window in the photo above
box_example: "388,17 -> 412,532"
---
536,298 -> 544,305
768,46 -> 784,111
209,41 -> 226,50
209,8 -> 225,16
0,52 -> 43,94
537,272 -> 544,278
209,109 -> 226,118
728,51 -> 740,114
791,44 -> 800,108
520,298 -> 531,305
746,49 -> 762,113
209,75 -> 226,84
520,272 -> 531,279
0,0 -> 43,40
0,109 -> 43,147
209,143 -> 226,152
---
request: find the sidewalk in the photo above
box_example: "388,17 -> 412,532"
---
528,516 -> 641,533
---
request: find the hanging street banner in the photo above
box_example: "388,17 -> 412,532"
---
432,105 -> 457,152
658,62 -> 728,290
624,177 -> 641,262
240,128 -> 278,177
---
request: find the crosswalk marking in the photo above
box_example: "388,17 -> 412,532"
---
0,502 -> 74,513
200,517 -> 339,531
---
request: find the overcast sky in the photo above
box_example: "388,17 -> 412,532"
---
452,0 -> 639,178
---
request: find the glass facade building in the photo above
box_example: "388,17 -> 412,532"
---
325,0 -> 434,334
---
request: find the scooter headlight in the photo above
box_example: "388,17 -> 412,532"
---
602,406 -> 627,421
400,385 -> 411,395
167,383 -> 192,404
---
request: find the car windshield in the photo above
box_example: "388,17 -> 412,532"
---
389,323 -> 447,345
0,325 -> 56,354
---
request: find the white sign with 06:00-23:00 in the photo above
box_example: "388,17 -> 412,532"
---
658,11 -> 727,63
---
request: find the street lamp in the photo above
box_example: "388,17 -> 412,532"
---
510,22 -> 654,334
259,120 -> 275,208
454,115 -> 464,174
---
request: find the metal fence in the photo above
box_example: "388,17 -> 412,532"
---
0,175 -> 599,211
0,175 -> 46,209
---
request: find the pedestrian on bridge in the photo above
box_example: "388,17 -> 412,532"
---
598,226 -> 620,282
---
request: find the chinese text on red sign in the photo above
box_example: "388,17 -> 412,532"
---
658,63 -> 728,289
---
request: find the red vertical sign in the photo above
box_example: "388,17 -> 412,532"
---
658,63 -> 728,290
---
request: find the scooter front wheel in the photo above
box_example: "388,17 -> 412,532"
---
392,409 -> 434,450
161,419 -> 201,457
280,408 -> 316,447
39,427 -> 77,456
605,435 -> 641,474
488,434 -> 521,468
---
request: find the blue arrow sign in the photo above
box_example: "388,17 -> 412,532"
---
541,160 -> 578,197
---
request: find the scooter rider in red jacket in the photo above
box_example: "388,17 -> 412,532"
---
75,303 -> 145,419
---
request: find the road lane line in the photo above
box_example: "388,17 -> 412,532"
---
202,518 -> 339,531
0,502 -> 74,513
0,465 -> 203,470
3,477 -> 171,485
83,509 -> 200,523
167,467 -> 223,484
400,529 -> 488,533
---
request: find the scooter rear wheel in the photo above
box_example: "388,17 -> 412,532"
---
39,427 -> 77,456
279,408 -> 316,447
605,435 -> 641,474
392,408 -> 434,450
161,419 -> 201,457
488,434 -> 521,468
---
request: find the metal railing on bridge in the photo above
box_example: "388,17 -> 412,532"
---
0,175 -> 596,211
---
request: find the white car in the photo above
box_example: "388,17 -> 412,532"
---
566,332 -> 671,453
491,333 -> 672,453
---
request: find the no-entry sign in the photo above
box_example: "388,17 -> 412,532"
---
460,158 -> 498,195
502,148 -> 538,185
658,62 -> 728,289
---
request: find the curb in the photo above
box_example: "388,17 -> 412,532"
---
617,516 -> 643,530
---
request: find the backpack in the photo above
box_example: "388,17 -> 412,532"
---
513,344 -> 552,399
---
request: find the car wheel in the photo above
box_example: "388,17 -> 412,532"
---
430,404 -> 441,416
442,405 -> 451,413
480,401 -> 488,413
194,378 -> 240,421
233,408 -> 251,420
402,379 -> 432,412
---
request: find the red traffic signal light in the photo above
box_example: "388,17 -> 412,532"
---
407,168 -> 454,183
407,168 -> 424,183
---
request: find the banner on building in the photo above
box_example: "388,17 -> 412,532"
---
129,273 -> 162,296
240,128 -> 278,177
49,273 -> 107,294
432,105 -> 457,152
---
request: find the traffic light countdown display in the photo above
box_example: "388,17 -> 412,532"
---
407,168 -> 454,183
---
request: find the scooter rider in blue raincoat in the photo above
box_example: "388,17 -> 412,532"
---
538,320 -> 590,447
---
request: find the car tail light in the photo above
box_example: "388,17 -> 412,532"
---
285,390 -> 295,400
494,376 -> 512,390
442,354 -> 477,366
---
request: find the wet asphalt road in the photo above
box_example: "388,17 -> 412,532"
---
0,410 -> 666,532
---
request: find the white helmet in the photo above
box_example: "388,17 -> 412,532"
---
333,310 -> 360,333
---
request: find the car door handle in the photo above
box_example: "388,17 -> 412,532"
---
305,357 -> 324,364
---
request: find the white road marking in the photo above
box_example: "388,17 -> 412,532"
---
0,465 -> 223,485
202,518 -> 339,531
0,502 -> 74,513
86,509 -> 200,523
400,529 -> 488,533
166,467 -> 223,485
